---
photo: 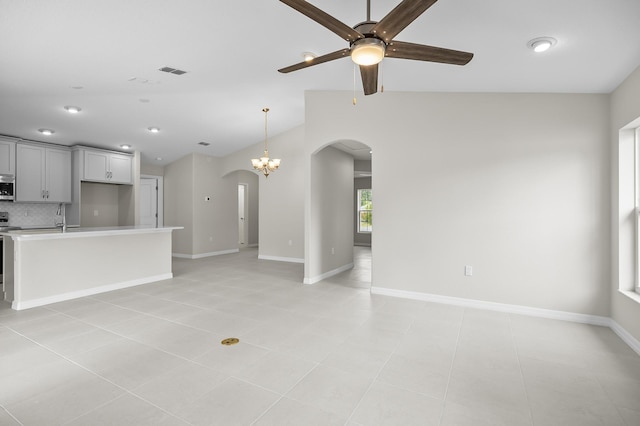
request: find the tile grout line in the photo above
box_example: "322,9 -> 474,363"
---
4,326 -> 195,426
341,315 -> 415,425
0,404 -> 24,426
436,307 -> 464,426
508,313 -> 535,426
248,362 -> 323,425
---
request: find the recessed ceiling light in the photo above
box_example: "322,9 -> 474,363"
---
38,128 -> 55,135
139,98 -> 150,103
148,127 -> 160,133
70,86 -> 83,90
302,52 -> 317,62
198,141 -> 211,146
527,37 -> 557,53
64,106 -> 81,114
120,144 -> 132,150
155,157 -> 163,161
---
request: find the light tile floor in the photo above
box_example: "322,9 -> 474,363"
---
1,247 -> 640,425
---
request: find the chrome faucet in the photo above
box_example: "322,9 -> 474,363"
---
55,203 -> 66,232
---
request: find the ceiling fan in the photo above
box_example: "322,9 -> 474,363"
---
278,0 -> 474,95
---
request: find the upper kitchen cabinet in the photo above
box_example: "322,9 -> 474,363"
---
82,149 -> 132,184
16,143 -> 71,203
0,138 -> 16,175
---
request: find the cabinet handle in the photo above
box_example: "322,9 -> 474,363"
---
42,190 -> 45,199
46,190 -> 49,199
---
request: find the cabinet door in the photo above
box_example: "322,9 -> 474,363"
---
84,150 -> 109,182
0,140 -> 16,175
108,154 -> 132,184
46,148 -> 71,202
16,145 -> 45,202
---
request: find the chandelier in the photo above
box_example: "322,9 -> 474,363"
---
251,107 -> 281,178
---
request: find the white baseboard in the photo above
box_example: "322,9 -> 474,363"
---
258,255 -> 304,263
609,320 -> 640,356
12,273 -> 173,311
304,263 -> 354,285
247,243 -> 259,248
370,287 -> 611,327
172,249 -> 239,259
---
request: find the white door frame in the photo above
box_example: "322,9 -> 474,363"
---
141,174 -> 164,227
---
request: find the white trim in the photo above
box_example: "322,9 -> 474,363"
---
370,286 -> 611,327
247,243 -> 259,248
11,273 -> 173,311
172,249 -> 239,259
258,255 -> 304,263
304,262 -> 354,285
610,319 -> 640,356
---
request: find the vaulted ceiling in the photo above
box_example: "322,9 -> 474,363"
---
1,0 -> 639,166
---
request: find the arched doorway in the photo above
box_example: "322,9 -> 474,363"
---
305,139 -> 373,288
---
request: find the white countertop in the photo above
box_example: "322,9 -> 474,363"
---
0,226 -> 183,240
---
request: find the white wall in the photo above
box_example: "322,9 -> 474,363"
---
306,146 -> 354,282
611,64 -> 640,342
222,125 -> 305,262
306,91 -> 610,316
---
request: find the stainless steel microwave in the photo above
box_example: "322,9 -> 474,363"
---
0,175 -> 15,201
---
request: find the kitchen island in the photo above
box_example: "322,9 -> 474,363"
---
1,226 -> 182,310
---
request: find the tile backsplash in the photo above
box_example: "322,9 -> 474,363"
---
0,202 -> 61,227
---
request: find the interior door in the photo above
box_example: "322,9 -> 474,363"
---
238,184 -> 247,246
139,178 -> 158,228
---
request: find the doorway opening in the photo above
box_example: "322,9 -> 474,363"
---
238,183 -> 248,247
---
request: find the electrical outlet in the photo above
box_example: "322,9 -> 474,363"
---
465,265 -> 473,276
331,247 -> 335,255
94,210 -> 99,216
288,240 -> 293,246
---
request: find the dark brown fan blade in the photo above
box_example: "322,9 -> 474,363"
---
280,0 -> 364,43
370,0 -> 438,42
386,40 -> 473,65
359,64 -> 379,95
278,48 -> 351,73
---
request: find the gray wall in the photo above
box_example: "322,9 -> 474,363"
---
307,146 -> 354,281
163,154 -> 194,255
306,91 -> 610,316
230,170 -> 259,247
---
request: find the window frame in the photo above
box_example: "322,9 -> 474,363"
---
357,188 -> 372,234
636,127 -> 640,294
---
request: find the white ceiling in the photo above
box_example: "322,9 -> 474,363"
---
1,0 -> 639,166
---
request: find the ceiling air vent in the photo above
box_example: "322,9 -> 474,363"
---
159,66 -> 187,75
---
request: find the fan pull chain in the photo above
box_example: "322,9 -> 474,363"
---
380,61 -> 384,93
353,64 -> 357,106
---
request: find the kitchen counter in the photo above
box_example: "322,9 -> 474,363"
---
2,226 -> 183,310
3,225 -> 183,240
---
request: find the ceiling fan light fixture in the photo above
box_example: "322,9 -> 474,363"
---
148,127 -> 160,133
527,37 -> 557,53
351,38 -> 386,66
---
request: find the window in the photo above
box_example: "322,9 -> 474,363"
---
357,188 -> 372,233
